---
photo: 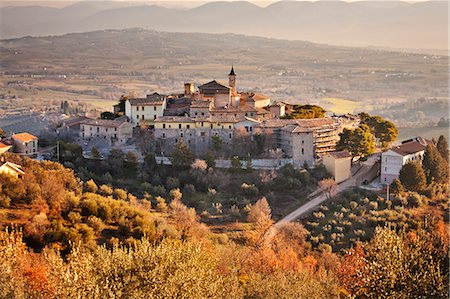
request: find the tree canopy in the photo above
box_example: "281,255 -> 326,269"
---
282,104 -> 326,119
170,140 -> 195,169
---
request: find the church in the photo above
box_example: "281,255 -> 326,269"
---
189,66 -> 272,120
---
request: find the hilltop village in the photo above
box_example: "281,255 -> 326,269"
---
75,67 -> 359,168
1,67 -> 441,188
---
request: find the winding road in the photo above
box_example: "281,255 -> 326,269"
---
273,154 -> 380,229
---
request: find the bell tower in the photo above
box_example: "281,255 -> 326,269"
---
228,66 -> 236,94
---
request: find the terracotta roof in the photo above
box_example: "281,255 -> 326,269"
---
128,93 -> 165,106
281,124 -> 311,133
390,139 -> 429,156
0,142 -> 12,154
190,100 -> 211,108
198,80 -> 231,91
211,105 -> 257,113
263,117 -> 338,129
0,142 -> 11,149
62,116 -> 90,127
80,119 -> 129,128
256,107 -> 271,115
12,132 -> 38,143
155,116 -> 195,123
327,151 -> 351,159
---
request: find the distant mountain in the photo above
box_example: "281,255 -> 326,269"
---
0,0 -> 447,51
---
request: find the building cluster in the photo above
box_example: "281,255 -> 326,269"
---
106,67 -> 359,167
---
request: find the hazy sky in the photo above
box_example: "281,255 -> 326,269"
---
1,0 -> 431,9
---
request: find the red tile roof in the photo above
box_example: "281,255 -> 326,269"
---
390,140 -> 429,156
12,132 -> 38,143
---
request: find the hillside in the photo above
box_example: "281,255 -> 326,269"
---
0,144 -> 448,297
0,0 -> 447,52
0,29 -> 448,127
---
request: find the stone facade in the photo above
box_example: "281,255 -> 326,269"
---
80,118 -> 133,144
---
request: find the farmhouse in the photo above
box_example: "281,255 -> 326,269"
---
381,137 -> 430,184
11,132 -> 38,156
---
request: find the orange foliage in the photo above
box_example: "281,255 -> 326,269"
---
301,255 -> 318,273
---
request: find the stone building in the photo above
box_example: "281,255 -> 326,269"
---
154,115 -> 260,155
79,118 -> 133,144
11,132 -> 38,156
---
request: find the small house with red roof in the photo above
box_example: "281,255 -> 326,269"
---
11,132 -> 38,156
381,137 -> 430,184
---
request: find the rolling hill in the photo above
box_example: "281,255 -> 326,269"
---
0,0 -> 447,52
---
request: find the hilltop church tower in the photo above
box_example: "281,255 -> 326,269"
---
228,66 -> 236,94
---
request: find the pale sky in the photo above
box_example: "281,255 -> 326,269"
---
0,0 -> 432,9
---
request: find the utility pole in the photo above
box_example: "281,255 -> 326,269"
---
56,141 -> 60,162
386,183 -> 390,201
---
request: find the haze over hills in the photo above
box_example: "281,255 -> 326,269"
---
1,28 -> 448,129
0,0 -> 447,52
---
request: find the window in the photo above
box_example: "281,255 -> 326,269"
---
201,122 -> 204,127
106,128 -> 108,132
179,124 -> 182,129
115,128 -> 117,131
385,167 -> 387,171
229,125 -> 232,129
114,134 -> 117,139
202,112 -> 205,116
384,177 -> 387,182
169,125 -> 171,128
210,124 -> 213,129
142,106 -> 145,111
195,112 -> 198,116
142,115 -> 144,120
245,113 -> 248,116
175,139 -> 178,143
200,132 -> 205,137
154,106 -> 156,111
136,106 -> 139,111
229,133 -> 232,138
187,125 -> 190,129
97,127 -> 100,133
154,115 -> 156,120
302,140 -> 304,144
137,114 -> 139,119
162,133 -> 166,138
181,133 -> 183,138
301,148 -> 304,155
163,124 -> 166,129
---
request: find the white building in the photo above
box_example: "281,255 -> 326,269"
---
125,93 -> 167,127
80,118 -> 133,144
381,137 -> 429,184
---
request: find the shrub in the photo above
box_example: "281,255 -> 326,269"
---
99,185 -> 113,196
241,183 -> 259,196
113,188 -> 128,201
87,216 -> 105,233
156,196 -> 168,213
183,184 -> 196,196
169,188 -> 183,201
166,177 -> 180,190
68,211 -> 82,224
85,179 -> 98,193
